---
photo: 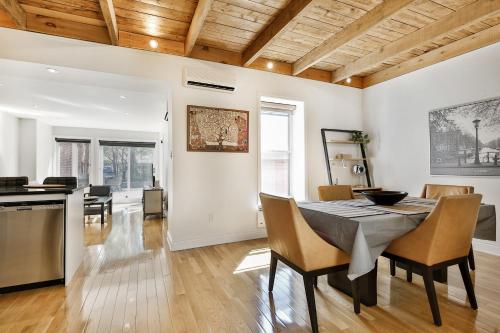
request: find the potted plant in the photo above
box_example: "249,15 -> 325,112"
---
352,131 -> 370,145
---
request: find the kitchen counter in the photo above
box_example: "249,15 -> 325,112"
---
0,185 -> 84,196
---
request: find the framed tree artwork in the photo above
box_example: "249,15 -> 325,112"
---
187,105 -> 249,153
429,96 -> 500,176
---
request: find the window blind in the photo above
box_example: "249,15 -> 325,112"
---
260,101 -> 296,113
99,140 -> 156,148
55,138 -> 91,144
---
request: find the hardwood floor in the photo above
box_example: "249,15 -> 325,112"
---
1,205 -> 499,332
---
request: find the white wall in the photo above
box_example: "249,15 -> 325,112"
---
0,112 -> 19,176
18,118 -> 37,180
0,28 -> 363,250
363,42 -> 500,255
36,120 -> 53,183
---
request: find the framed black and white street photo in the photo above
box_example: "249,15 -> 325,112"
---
429,97 -> 500,176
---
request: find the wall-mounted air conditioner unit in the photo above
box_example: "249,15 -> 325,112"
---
183,67 -> 236,93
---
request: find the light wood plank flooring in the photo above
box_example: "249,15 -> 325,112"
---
1,205 -> 499,332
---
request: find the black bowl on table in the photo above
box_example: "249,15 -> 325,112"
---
362,191 -> 408,206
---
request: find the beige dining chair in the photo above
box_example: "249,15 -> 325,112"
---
421,184 -> 474,199
383,194 -> 482,326
391,184 -> 477,281
318,185 -> 355,201
260,193 -> 360,333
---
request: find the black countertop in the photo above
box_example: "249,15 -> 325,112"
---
0,186 -> 85,196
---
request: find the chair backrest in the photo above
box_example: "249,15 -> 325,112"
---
398,194 -> 482,265
43,177 -> 77,187
260,193 -> 349,270
421,184 -> 474,199
89,185 -> 111,197
318,185 -> 355,201
0,177 -> 29,187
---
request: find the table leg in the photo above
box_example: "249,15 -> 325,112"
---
101,204 -> 104,225
108,200 -> 112,215
327,261 -> 378,306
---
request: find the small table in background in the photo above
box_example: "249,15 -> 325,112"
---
84,196 -> 112,224
143,188 -> 164,220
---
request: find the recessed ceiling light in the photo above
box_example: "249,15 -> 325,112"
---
266,61 -> 274,70
149,39 -> 159,49
124,112 -> 129,115
47,68 -> 58,74
120,95 -> 127,99
346,77 -> 352,84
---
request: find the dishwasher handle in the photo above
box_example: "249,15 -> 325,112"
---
0,204 -> 64,212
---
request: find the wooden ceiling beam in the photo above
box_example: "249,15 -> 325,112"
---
0,0 -> 26,29
363,24 -> 500,88
21,4 -> 105,27
242,0 -> 315,67
185,0 -> 214,56
333,0 -> 500,83
119,31 -> 184,55
26,12 -> 110,44
292,0 -> 413,76
98,0 -> 118,45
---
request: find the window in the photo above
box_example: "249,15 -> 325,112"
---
55,138 -> 91,186
260,98 -> 305,201
260,108 -> 292,197
100,141 -> 155,192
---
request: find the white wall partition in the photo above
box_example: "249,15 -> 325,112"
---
0,112 -> 19,176
0,28 -> 364,250
363,42 -> 500,255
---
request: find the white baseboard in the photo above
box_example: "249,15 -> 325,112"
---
167,229 -> 267,251
473,239 -> 500,256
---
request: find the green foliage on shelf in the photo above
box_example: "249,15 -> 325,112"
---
351,131 -> 370,145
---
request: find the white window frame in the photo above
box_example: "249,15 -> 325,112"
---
53,136 -> 92,185
98,140 -> 159,191
260,109 -> 294,197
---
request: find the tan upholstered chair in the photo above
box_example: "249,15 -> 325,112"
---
391,184 -> 477,280
260,193 -> 360,333
383,194 -> 482,326
317,185 -> 355,201
421,183 -> 474,199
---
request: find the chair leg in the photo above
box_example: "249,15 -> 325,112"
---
313,276 -> 318,287
459,259 -> 478,309
406,266 -> 413,283
351,278 -> 361,314
303,275 -> 319,333
468,246 -> 476,271
268,254 -> 278,292
390,259 -> 396,276
422,268 -> 441,326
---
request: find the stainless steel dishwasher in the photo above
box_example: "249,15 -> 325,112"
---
0,201 -> 64,291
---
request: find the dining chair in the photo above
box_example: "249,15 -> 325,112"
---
260,193 -> 360,333
390,184 -> 476,280
383,194 -> 482,326
0,177 -> 28,187
317,185 -> 355,201
43,177 -> 78,187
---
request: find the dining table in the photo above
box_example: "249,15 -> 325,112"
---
297,197 -> 496,306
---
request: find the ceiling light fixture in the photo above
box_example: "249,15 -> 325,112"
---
120,95 -> 127,99
266,61 -> 274,70
346,77 -> 352,84
149,39 -> 159,49
47,68 -> 59,74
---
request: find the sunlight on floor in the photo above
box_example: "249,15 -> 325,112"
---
233,247 -> 271,274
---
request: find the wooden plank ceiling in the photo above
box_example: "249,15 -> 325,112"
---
1,0 -> 499,88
